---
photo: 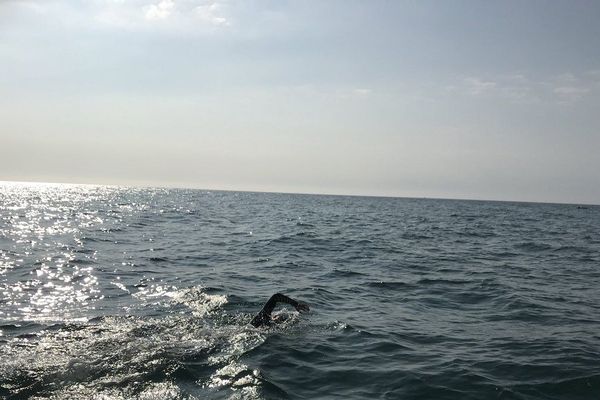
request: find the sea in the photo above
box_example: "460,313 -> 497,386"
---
1,182 -> 599,400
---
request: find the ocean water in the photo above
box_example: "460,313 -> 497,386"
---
1,182 -> 599,400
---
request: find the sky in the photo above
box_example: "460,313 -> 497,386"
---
1,0 -> 599,204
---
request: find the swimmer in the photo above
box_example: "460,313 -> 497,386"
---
250,293 -> 310,327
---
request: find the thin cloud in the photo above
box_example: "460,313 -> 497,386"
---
552,86 -> 590,103
282,85 -> 373,100
352,88 -> 371,96
463,77 -> 497,95
458,72 -> 598,105
194,2 -> 229,26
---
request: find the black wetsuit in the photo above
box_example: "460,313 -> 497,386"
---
250,293 -> 301,327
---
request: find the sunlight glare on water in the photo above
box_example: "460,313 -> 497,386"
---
0,182 -> 114,322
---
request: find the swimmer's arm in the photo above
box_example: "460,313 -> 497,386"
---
262,293 -> 309,315
251,293 -> 309,327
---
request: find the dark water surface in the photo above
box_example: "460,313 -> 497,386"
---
1,182 -> 599,399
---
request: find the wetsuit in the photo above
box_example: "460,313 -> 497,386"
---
250,293 -> 307,327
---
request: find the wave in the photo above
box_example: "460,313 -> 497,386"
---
367,281 -> 410,290
323,268 -> 367,278
514,241 -> 553,251
0,289 -> 273,399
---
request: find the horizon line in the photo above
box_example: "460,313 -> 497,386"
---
1,178 -> 598,207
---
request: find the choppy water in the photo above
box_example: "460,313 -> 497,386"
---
1,182 -> 599,399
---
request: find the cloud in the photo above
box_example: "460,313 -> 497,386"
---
457,71 -> 598,105
141,0 -> 229,26
352,88 -> 371,96
0,0 -> 46,13
144,0 -> 174,21
103,0 -> 231,31
194,2 -> 228,26
0,0 -> 232,33
462,77 -> 497,95
543,72 -> 594,103
586,69 -> 600,81
282,85 -> 373,100
552,86 -> 590,103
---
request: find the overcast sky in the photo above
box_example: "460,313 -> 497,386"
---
1,0 -> 599,204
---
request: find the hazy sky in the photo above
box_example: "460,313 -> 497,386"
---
1,0 -> 599,204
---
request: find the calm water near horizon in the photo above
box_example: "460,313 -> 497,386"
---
1,182 -> 599,399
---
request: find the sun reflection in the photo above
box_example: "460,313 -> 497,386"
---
1,181 -> 111,321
